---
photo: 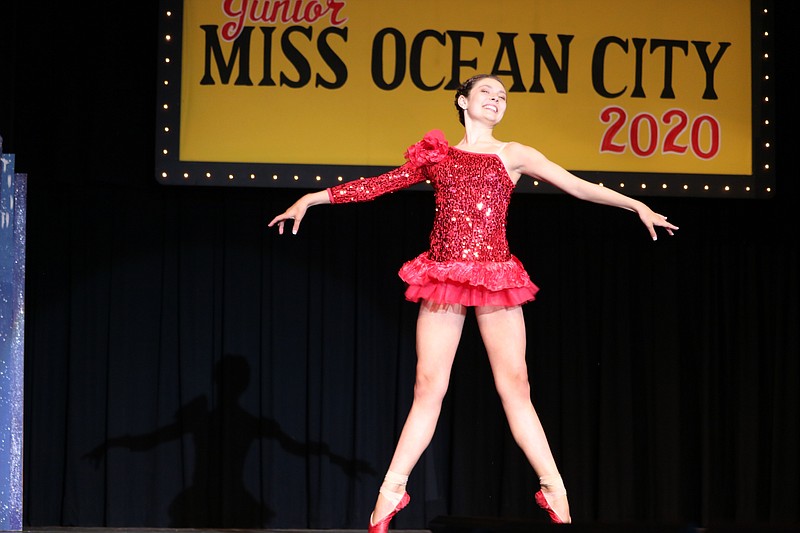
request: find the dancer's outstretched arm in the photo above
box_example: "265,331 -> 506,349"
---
503,142 -> 679,240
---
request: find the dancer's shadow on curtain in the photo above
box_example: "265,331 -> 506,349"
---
84,354 -> 375,527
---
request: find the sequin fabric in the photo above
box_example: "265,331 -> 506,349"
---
327,135 -> 539,306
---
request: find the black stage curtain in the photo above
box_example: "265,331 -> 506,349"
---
6,2 -> 799,529
22,182 -> 799,529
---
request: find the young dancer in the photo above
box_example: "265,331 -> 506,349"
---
269,74 -> 678,528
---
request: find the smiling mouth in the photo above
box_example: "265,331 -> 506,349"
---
484,104 -> 498,112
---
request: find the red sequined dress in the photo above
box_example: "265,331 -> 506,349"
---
327,130 -> 539,306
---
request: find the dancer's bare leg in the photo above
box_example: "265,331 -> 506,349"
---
475,304 -> 571,523
370,300 -> 467,524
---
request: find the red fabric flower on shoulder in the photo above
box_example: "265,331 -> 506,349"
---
404,129 -> 449,167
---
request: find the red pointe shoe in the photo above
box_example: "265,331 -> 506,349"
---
368,492 -> 410,533
535,490 -> 569,524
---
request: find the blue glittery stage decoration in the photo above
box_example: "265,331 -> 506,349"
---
0,150 -> 25,531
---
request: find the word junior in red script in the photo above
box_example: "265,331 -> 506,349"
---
221,0 -> 348,41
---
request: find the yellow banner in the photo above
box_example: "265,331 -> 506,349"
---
175,0 -> 753,176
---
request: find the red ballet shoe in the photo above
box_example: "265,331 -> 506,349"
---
368,492 -> 410,533
535,489 -> 569,524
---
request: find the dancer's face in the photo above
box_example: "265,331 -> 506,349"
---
460,77 -> 507,125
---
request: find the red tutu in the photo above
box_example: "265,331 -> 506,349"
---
398,253 -> 539,307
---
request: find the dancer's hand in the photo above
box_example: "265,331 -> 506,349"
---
636,204 -> 679,241
269,198 -> 307,235
268,190 -> 330,235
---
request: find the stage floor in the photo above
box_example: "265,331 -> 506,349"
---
25,529 -> 430,533
22,522 -> 800,533
25,530 -> 430,533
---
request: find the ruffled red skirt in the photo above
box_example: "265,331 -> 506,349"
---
398,253 -> 539,307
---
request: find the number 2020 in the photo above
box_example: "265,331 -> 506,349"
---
600,106 -> 720,160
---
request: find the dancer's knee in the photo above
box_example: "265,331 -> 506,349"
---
495,371 -> 531,404
413,371 -> 449,404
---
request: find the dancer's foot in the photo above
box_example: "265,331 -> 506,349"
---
536,474 -> 571,523
370,470 -> 410,532
535,489 -> 571,523
369,491 -> 410,533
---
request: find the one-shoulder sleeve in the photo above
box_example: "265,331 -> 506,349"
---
327,161 -> 427,204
